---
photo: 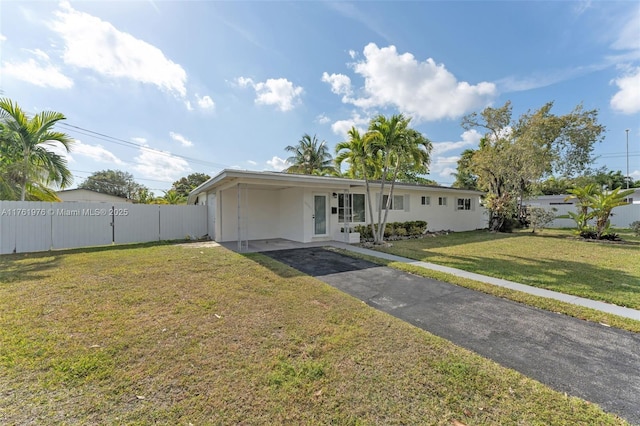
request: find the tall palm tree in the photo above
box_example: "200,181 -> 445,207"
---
0,98 -> 74,201
335,127 -> 380,240
366,114 -> 432,242
284,133 -> 335,176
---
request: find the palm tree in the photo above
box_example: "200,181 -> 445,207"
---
284,133 -> 335,176
587,187 -> 634,239
335,127 -> 379,240
0,98 -> 74,201
366,114 -> 432,243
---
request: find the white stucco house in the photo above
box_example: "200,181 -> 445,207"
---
188,170 -> 486,245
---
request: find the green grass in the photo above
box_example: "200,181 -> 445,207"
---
0,243 -> 628,424
372,228 -> 640,311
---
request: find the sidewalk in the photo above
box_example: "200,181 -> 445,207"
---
329,242 -> 640,322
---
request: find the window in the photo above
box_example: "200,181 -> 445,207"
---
338,193 -> 365,223
457,198 -> 472,210
382,194 -> 404,210
421,196 -> 430,206
438,197 -> 447,206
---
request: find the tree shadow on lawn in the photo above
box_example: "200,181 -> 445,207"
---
0,240 -> 186,285
422,252 -> 640,309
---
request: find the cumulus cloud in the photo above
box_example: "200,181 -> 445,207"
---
169,131 -> 193,147
610,67 -> 640,114
429,155 -> 461,179
324,43 -> 496,121
316,114 -> 331,124
330,112 -> 370,138
50,1 -> 187,96
236,76 -> 304,111
73,140 -> 124,164
133,148 -> 190,181
196,94 -> 215,110
266,156 -> 289,171
431,129 -> 481,155
1,49 -> 73,89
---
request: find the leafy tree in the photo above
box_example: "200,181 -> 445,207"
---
452,149 -> 478,190
285,134 -> 336,175
526,206 -> 557,233
460,101 -> 604,231
171,172 -> 210,198
0,98 -> 74,201
79,169 -> 150,203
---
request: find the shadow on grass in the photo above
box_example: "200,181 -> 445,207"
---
0,239 -> 196,285
412,251 -> 640,309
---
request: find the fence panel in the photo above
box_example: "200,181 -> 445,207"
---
159,205 -> 208,240
1,201 -> 209,255
0,201 -> 52,254
51,203 -> 113,250
113,204 -> 160,244
545,204 -> 640,229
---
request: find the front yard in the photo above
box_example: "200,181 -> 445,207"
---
374,229 -> 640,310
0,243 -> 627,424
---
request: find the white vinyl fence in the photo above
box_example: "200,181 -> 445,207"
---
536,203 -> 640,229
0,201 -> 208,255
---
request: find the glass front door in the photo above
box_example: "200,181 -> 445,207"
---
314,195 -> 327,235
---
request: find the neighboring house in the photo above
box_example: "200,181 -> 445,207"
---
524,190 -> 640,228
56,189 -> 133,203
188,169 -> 486,244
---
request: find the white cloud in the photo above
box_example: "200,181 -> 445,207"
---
0,34 -> 6,42
236,76 -> 304,111
329,43 -> 496,121
321,72 -> 352,98
429,155 -> 461,179
316,114 -> 331,124
610,67 -> 640,114
432,129 -> 481,155
50,1 -> 187,96
247,160 -> 258,166
184,100 -> 194,111
330,112 -> 370,138
133,149 -> 190,181
169,131 -> 193,147
73,140 -> 123,164
1,49 -> 73,89
196,94 -> 215,110
266,156 -> 289,171
131,137 -> 147,144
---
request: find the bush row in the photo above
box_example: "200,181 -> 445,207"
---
354,221 -> 428,240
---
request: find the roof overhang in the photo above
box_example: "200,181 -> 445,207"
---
187,169 -> 485,204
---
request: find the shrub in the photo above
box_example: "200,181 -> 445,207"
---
354,221 -> 428,241
631,221 -> 640,237
526,206 -> 557,233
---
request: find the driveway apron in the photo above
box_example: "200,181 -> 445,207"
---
262,247 -> 640,424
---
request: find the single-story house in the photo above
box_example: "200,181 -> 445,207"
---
188,169 -> 486,245
524,190 -> 640,228
56,188 -> 133,203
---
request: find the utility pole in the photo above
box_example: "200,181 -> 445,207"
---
626,129 -> 630,189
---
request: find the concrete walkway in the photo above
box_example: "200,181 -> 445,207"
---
262,247 -> 640,424
328,242 -> 640,322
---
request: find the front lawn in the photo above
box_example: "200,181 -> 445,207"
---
373,229 -> 640,310
0,243 -> 627,424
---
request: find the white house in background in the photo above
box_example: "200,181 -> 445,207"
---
187,169 -> 487,245
524,190 -> 640,229
56,188 -> 133,203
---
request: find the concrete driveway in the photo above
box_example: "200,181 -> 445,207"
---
263,247 -> 640,424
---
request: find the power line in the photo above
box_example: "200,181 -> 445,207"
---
58,122 -> 231,170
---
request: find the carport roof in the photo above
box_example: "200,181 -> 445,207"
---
187,169 -> 484,204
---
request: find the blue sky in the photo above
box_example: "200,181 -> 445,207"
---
1,1 -> 639,193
